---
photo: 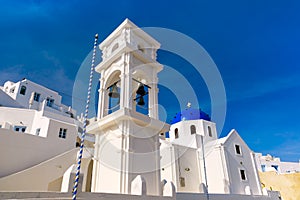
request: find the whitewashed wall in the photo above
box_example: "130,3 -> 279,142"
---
0,123 -> 77,178
222,130 -> 262,195
2,79 -> 62,109
0,191 -> 281,200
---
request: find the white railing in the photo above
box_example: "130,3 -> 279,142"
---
38,100 -> 77,119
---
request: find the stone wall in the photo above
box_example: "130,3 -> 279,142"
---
259,171 -> 300,200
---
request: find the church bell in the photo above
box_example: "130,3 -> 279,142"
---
136,84 -> 146,106
137,96 -> 145,106
136,84 -> 146,96
108,84 -> 120,98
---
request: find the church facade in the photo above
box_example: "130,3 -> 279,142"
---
161,112 -> 262,195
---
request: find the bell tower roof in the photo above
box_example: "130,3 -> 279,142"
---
99,18 -> 160,50
96,18 -> 161,73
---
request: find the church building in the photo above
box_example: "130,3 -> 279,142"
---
86,19 -> 281,200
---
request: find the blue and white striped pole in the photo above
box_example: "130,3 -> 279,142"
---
72,33 -> 99,200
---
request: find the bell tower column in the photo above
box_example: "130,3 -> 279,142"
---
119,52 -> 133,110
97,74 -> 106,119
148,76 -> 159,119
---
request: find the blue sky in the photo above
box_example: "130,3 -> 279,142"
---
0,0 -> 300,161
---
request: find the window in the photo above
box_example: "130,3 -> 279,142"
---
14,126 -> 26,133
208,126 -> 212,137
46,98 -> 54,107
235,144 -> 242,155
240,169 -> 247,181
76,142 -> 80,147
175,128 -> 179,139
261,165 -> 266,172
33,92 -> 41,102
20,86 -> 27,95
165,132 -> 170,138
35,128 -> 41,136
59,128 -> 67,139
190,125 -> 196,135
179,177 -> 185,187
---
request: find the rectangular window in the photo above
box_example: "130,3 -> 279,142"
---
208,126 -> 212,137
179,177 -> 185,187
46,98 -> 54,107
235,144 -> 242,155
261,164 -> 266,172
20,86 -> 27,95
165,132 -> 170,138
240,169 -> 247,181
33,92 -> 41,102
35,128 -> 41,136
59,128 -> 67,139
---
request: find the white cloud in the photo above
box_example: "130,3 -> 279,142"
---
0,65 -> 26,85
42,51 -> 61,67
227,73 -> 300,102
266,139 -> 300,162
0,63 -> 74,105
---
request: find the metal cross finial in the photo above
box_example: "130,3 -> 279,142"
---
187,102 -> 192,108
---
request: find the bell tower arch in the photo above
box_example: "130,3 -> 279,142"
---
96,21 -> 161,120
88,19 -> 169,196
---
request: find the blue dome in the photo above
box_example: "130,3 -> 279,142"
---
170,108 -> 211,124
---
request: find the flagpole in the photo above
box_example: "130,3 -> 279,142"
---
72,33 -> 98,200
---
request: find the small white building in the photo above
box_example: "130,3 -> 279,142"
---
160,108 -> 262,196
1,78 -> 75,115
255,153 -> 300,174
0,79 -> 86,191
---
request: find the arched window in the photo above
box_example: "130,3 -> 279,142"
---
208,126 -> 212,137
175,128 -> 179,139
190,125 -> 196,135
20,86 -> 26,95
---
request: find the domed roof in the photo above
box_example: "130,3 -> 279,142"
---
170,108 -> 211,124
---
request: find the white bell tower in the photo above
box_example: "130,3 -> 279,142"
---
88,19 -> 169,196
